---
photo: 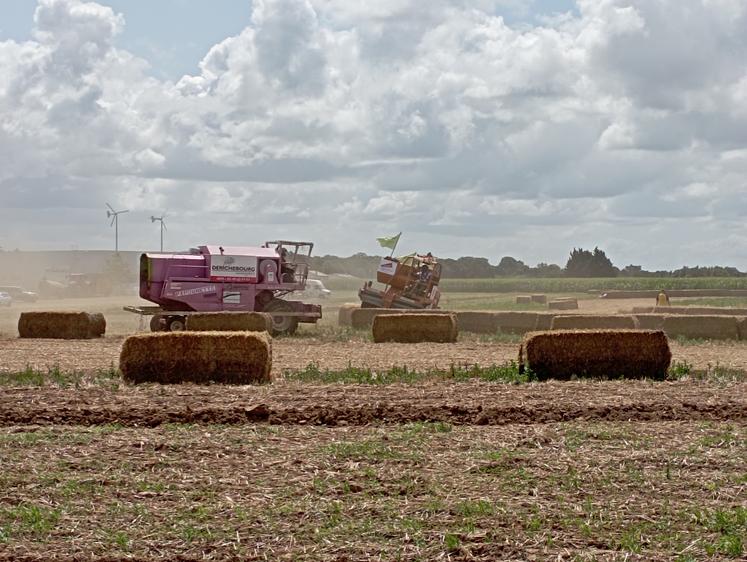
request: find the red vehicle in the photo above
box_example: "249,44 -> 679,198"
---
125,241 -> 321,335
358,253 -> 442,309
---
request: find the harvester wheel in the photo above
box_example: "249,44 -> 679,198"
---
264,300 -> 298,336
150,315 -> 165,332
167,316 -> 186,332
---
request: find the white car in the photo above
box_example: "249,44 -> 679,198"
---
301,279 -> 332,299
0,292 -> 12,307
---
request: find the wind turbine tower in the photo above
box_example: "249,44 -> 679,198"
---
106,203 -> 129,253
151,214 -> 167,252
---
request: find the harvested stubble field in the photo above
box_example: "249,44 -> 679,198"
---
0,422 -> 745,560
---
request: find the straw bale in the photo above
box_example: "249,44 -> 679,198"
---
338,304 -> 359,327
18,311 -> 104,339
551,315 -> 637,330
493,312 -> 558,334
455,311 -> 499,334
632,307 -> 655,314
660,315 -> 739,340
372,313 -> 458,343
737,317 -> 747,341
653,306 -> 747,316
530,294 -> 547,304
634,314 -> 666,330
548,299 -> 578,310
186,312 -> 272,332
520,330 -> 671,380
534,313 -> 557,330
120,331 -> 272,384
350,307 -> 450,330
516,295 -> 532,304
601,289 -> 747,299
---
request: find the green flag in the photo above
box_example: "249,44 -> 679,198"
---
376,232 -> 401,250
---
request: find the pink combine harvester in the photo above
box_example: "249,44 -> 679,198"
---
125,241 -> 322,335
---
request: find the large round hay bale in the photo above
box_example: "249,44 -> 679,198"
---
530,294 -> 547,304
455,311 -> 500,334
520,330 -> 671,380
185,312 -> 272,332
120,331 -> 272,385
516,295 -> 532,304
372,313 -> 457,343
548,299 -> 578,310
551,315 -> 637,330
18,311 -> 105,339
338,304 -> 359,327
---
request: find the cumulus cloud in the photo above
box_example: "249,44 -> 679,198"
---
0,0 -> 746,268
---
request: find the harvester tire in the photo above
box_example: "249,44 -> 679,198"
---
167,316 -> 186,332
150,315 -> 165,332
265,300 -> 298,336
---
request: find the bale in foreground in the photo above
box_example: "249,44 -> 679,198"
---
18,311 -> 106,339
120,331 -> 272,384
185,312 -> 272,332
520,330 -> 671,381
372,313 -> 457,343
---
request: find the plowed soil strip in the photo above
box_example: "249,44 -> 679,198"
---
1,381 -> 744,426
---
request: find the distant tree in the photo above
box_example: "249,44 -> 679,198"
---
565,247 -> 618,277
533,262 -> 563,277
494,256 -> 530,277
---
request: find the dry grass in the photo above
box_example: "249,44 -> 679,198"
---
17,311 -> 105,339
372,313 -> 458,343
521,330 -> 672,381
119,331 -> 272,385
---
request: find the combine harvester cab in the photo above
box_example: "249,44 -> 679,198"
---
129,241 -> 321,335
358,254 -> 442,309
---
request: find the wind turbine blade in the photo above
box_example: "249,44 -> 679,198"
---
106,203 -> 115,213
162,222 -> 167,231
121,209 -> 130,214
110,217 -> 116,227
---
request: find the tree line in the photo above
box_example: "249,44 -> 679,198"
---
309,247 -> 747,279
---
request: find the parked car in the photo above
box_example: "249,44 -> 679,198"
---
299,279 -> 332,299
0,292 -> 12,307
0,286 -> 38,302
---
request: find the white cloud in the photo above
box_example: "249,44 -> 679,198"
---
1,0 -> 746,269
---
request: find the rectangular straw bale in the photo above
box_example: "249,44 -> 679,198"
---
737,317 -> 747,341
372,313 -> 457,343
520,330 -> 671,380
516,295 -> 532,304
632,307 -> 655,314
551,315 -> 637,330
455,311 -> 500,334
495,312 -> 539,334
18,311 -> 104,339
120,331 -> 272,384
633,314 -> 666,330
530,294 -> 547,304
185,312 -> 272,332
337,304 -> 359,327
660,315 -> 739,340
653,306 -> 747,316
350,308 -> 450,330
548,299 -> 579,310
534,312 -> 557,330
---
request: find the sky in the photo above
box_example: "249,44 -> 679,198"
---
0,0 -> 746,270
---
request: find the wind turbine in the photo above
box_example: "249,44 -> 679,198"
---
151,214 -> 167,252
106,203 -> 129,253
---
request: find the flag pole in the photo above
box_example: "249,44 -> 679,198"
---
390,232 -> 401,257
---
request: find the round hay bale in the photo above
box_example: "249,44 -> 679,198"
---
185,312 -> 272,332
18,311 -> 104,339
338,304 -> 359,327
456,311 -> 500,334
530,294 -> 547,304
372,313 -> 457,343
516,296 -> 532,304
120,331 -> 272,385
520,330 -> 671,380
548,299 -> 578,311
551,315 -> 637,330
